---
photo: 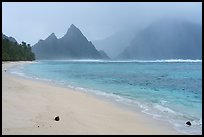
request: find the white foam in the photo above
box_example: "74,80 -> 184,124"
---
45,59 -> 105,62
160,99 -> 168,105
143,111 -> 162,119
199,119 -> 202,126
111,59 -> 202,63
153,104 -> 176,114
36,59 -> 202,63
10,71 -> 25,77
67,86 -> 201,135
191,119 -> 202,127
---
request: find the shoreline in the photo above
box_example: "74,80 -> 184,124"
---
2,61 -> 181,135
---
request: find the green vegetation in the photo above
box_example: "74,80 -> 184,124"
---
2,38 -> 35,61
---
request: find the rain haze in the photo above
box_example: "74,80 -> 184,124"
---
2,2 -> 202,46
2,3 -> 203,135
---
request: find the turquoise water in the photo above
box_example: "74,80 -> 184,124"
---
10,60 -> 202,134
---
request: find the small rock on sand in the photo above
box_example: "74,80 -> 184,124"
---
55,116 -> 60,121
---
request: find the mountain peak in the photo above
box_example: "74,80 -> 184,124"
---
32,25 -> 105,60
70,24 -> 77,29
66,24 -> 81,34
50,33 -> 57,38
46,33 -> 57,40
63,24 -> 87,41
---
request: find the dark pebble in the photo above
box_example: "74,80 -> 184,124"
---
186,121 -> 191,126
55,116 -> 60,121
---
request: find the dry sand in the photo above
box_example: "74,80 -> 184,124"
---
2,61 -> 180,135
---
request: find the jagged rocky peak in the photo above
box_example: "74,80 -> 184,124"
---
70,24 -> 77,29
67,24 -> 79,33
46,33 -> 57,40
37,39 -> 44,43
32,24 -> 108,60
64,24 -> 84,38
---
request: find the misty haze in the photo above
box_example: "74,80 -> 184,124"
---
2,2 -> 202,60
2,2 -> 202,135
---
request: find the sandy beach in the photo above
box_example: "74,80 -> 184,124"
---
2,61 -> 180,135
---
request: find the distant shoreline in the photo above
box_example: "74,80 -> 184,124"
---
2,61 -> 180,135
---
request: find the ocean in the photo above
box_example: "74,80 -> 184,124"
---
9,60 -> 202,134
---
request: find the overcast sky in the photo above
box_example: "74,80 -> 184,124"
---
2,2 -> 202,46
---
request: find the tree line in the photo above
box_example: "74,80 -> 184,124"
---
2,38 -> 35,61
